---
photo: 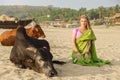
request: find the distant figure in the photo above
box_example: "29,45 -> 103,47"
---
71,15 -> 111,66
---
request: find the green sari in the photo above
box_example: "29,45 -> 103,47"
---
72,29 -> 111,66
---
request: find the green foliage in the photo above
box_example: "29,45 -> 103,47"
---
0,4 -> 120,22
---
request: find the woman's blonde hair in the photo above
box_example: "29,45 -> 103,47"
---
80,15 -> 91,29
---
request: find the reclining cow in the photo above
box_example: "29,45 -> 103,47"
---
10,26 -> 63,77
0,24 -> 45,46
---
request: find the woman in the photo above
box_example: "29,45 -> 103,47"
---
72,15 -> 110,66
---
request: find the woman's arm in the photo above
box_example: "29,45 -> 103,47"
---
72,32 -> 78,52
86,41 -> 91,53
85,41 -> 91,59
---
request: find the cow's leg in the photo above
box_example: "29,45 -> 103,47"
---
10,47 -> 26,68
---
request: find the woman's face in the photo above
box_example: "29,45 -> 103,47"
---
80,18 -> 87,27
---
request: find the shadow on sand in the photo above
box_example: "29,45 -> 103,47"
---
54,59 -> 119,77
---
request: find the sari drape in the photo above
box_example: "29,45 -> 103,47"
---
72,29 -> 111,66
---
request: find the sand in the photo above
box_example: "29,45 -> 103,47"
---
0,25 -> 120,80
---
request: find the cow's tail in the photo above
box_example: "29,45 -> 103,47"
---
52,60 -> 66,65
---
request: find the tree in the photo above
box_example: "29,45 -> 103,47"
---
78,7 -> 87,16
113,4 -> 120,13
98,6 -> 105,19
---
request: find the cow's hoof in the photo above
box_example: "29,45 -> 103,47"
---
15,64 -> 26,68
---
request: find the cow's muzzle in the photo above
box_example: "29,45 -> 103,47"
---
48,70 -> 57,77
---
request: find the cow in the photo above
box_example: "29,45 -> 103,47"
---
10,26 -> 59,77
0,24 -> 45,46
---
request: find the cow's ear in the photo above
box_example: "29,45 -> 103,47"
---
26,47 -> 37,53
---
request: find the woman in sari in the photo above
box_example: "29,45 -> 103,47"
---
72,15 -> 111,66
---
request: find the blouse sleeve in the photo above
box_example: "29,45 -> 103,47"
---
73,28 -> 77,34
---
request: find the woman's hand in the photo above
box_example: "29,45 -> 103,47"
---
76,52 -> 81,57
85,53 -> 89,59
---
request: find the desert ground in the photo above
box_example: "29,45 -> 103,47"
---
0,25 -> 120,80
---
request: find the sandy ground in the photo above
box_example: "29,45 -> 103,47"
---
0,25 -> 120,80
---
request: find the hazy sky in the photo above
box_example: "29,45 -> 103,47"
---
0,0 -> 120,10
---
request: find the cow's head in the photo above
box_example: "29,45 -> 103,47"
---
31,24 -> 46,38
26,47 -> 57,77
